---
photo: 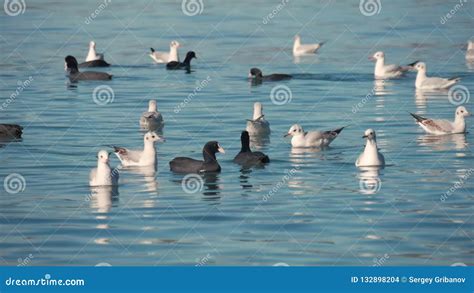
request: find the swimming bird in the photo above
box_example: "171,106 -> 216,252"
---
410,106 -> 470,135
248,68 -> 292,82
466,40 -> 474,61
355,129 -> 385,167
410,62 -> 460,90
233,131 -> 269,166
150,40 -> 180,63
169,141 -> 225,173
85,41 -> 104,62
369,51 -> 415,79
292,35 -> 324,56
0,124 -> 23,138
166,51 -> 196,71
79,59 -> 110,68
246,102 -> 270,136
89,150 -> 119,186
284,124 -> 344,147
112,131 -> 165,167
65,56 -> 112,81
139,100 -> 164,130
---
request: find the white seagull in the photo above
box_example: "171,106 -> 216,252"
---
466,40 -> 474,61
284,124 -> 344,148
411,62 -> 460,90
292,35 -> 324,56
149,40 -> 180,63
89,150 -> 119,186
410,106 -> 470,135
246,102 -> 270,136
85,41 -> 104,62
355,129 -> 385,167
369,51 -> 415,79
112,132 -> 165,167
140,100 -> 164,129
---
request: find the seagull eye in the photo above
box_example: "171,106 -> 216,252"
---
152,135 -> 156,138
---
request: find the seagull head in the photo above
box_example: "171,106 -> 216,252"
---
362,129 -> 376,140
97,150 -> 110,164
89,41 -> 96,48
456,106 -> 471,118
144,131 -> 165,143
284,124 -> 304,137
171,40 -> 180,49
253,102 -> 264,117
413,62 -> 426,72
369,51 -> 384,61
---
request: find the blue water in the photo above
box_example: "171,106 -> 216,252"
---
0,0 -> 473,266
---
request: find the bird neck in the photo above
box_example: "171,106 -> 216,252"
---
253,108 -> 263,120
375,58 -> 385,71
293,38 -> 301,49
148,104 -> 157,112
97,161 -> 111,174
86,46 -> 96,60
454,114 -> 465,125
415,70 -> 426,86
203,150 -> 217,163
240,139 -> 251,153
143,141 -> 156,153
364,139 -> 378,154
183,55 -> 193,65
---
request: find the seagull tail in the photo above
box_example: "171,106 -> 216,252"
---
409,112 -> 426,122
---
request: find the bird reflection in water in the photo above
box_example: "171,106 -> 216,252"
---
417,133 -> 468,152
89,185 -> 119,214
357,166 -> 383,195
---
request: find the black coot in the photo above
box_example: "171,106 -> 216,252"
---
166,51 -> 196,71
248,67 -> 292,82
65,56 -> 112,81
170,141 -> 224,173
233,131 -> 269,166
0,124 -> 23,138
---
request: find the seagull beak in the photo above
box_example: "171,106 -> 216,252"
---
158,136 -> 166,142
368,56 -> 376,61
362,135 -> 368,138
284,133 -> 291,137
217,144 -> 225,154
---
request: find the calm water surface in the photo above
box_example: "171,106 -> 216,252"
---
0,0 -> 473,266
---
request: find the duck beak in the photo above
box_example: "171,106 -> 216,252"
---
217,144 -> 225,154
